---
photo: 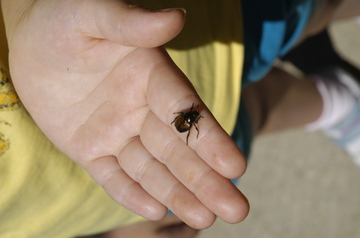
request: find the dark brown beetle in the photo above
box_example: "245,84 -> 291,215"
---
171,103 -> 203,145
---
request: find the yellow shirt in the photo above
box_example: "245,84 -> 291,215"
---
0,1 -> 243,237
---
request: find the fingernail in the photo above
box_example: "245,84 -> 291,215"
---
158,8 -> 186,15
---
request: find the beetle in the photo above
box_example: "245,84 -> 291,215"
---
171,103 -> 203,145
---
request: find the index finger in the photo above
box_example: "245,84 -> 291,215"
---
146,48 -> 247,179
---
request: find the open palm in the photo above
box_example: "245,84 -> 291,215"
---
3,0 -> 248,229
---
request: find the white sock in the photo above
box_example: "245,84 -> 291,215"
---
306,69 -> 358,131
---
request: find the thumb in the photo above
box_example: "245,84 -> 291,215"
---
85,0 -> 186,47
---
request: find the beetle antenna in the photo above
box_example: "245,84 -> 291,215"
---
190,103 -> 194,112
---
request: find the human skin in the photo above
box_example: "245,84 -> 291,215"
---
1,0 -> 249,229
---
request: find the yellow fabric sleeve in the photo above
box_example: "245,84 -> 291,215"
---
0,0 -> 243,237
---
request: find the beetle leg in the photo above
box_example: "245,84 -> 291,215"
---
196,115 -> 204,123
190,103 -> 194,112
186,129 -> 190,145
171,116 -> 178,124
194,122 -> 200,139
194,115 -> 203,139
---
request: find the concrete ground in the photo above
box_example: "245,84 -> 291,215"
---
198,19 -> 360,238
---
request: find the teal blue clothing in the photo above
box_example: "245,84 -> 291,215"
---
232,0 -> 316,182
241,0 -> 316,85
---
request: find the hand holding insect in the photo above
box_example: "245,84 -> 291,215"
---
3,0 -> 249,229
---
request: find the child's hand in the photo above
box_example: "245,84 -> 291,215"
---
2,0 -> 249,229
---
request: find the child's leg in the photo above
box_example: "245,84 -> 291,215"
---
331,0 -> 360,21
242,67 -> 324,135
299,0 -> 360,43
241,0 -> 360,160
243,65 -> 360,165
243,64 -> 360,133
